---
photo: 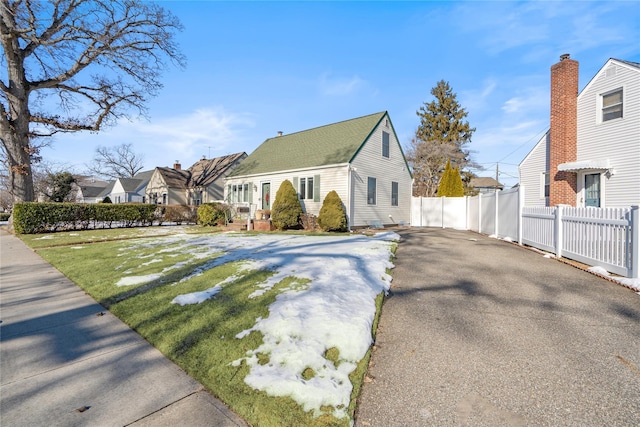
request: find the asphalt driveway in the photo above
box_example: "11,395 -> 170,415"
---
356,227 -> 640,426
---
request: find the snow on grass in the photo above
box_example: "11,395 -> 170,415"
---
116,273 -> 162,287
115,231 -> 398,418
172,284 -> 223,306
33,235 -> 54,240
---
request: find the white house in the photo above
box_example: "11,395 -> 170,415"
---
520,56 -> 640,208
224,111 -> 413,228
110,170 -> 154,204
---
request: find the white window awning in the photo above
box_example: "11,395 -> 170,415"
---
558,159 -> 611,172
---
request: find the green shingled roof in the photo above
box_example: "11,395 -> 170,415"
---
230,111 -> 387,177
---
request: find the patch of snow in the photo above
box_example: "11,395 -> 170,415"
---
116,273 -> 162,287
585,266 -> 640,292
612,276 -> 640,292
139,258 -> 162,267
543,254 -> 553,259
71,246 -> 84,250
588,266 -> 610,276
115,231 -> 396,418
172,285 -> 223,306
69,233 -> 79,236
488,234 -> 497,239
502,236 -> 513,242
33,235 -> 54,240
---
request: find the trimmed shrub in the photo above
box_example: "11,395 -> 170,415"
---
163,205 -> 197,224
271,180 -> 303,230
317,190 -> 347,232
101,196 -> 112,203
12,202 -> 157,234
0,212 -> 10,221
197,203 -> 228,226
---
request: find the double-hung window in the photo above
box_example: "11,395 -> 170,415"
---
300,177 -> 314,199
367,177 -> 377,205
602,89 -> 623,122
382,131 -> 390,158
242,183 -> 249,202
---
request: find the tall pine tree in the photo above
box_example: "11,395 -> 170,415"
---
406,80 -> 476,197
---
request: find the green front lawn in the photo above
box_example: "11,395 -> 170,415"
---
25,227 -> 390,426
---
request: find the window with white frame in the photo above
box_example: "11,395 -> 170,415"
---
299,177 -> 314,200
232,184 -> 238,202
391,181 -> 398,206
367,177 -> 377,205
242,183 -> 249,202
382,131 -> 390,158
602,88 -> 623,122
541,172 -> 550,199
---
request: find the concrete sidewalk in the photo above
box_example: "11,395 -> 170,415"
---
356,228 -> 640,426
0,230 -> 248,427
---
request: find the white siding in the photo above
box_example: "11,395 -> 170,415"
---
110,180 -> 127,204
519,132 -> 550,206
225,165 -> 349,220
577,61 -> 640,207
351,118 -> 412,227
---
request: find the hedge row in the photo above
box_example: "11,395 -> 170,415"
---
12,203 -> 198,234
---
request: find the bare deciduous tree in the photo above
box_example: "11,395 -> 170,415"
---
0,0 -> 185,203
87,143 -> 144,179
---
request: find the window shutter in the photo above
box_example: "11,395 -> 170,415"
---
248,182 -> 253,203
293,177 -> 298,196
313,175 -> 321,202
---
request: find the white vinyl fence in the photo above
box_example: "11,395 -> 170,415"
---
411,186 -> 639,278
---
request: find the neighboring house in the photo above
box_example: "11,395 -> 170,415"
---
224,111 -> 413,228
186,154 -> 247,205
469,177 -> 503,194
74,176 -> 111,203
520,55 -> 640,207
110,170 -> 154,204
145,153 -> 247,205
95,181 -> 115,203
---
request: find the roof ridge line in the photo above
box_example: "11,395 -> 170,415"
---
268,111 -> 387,140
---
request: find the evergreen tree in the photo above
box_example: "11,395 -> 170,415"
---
406,80 -> 476,197
450,167 -> 465,197
318,190 -> 347,231
437,160 -> 465,197
271,180 -> 303,230
42,171 -> 76,202
437,159 -> 453,197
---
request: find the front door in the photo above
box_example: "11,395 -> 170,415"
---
585,173 -> 601,207
261,182 -> 271,210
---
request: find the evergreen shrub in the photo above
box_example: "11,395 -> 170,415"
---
12,202 -> 157,234
317,190 -> 347,232
271,180 -> 303,230
197,203 -> 228,226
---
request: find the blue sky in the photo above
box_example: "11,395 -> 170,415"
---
43,0 -> 640,188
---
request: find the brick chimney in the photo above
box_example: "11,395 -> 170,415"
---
549,53 -> 578,206
174,161 -> 181,170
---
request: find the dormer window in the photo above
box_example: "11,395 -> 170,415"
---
602,88 -> 623,121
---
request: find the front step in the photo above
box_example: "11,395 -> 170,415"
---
224,222 -> 247,232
